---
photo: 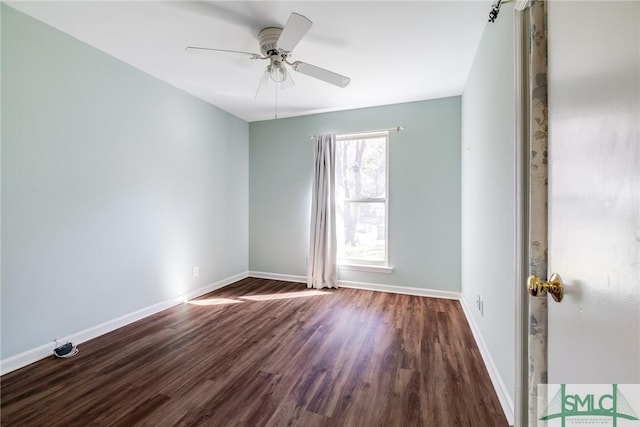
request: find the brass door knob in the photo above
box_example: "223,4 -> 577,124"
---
528,273 -> 564,302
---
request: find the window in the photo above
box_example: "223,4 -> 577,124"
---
335,131 -> 389,267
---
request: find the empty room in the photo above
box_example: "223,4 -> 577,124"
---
1,1 -> 638,426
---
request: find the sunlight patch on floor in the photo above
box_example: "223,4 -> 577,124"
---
186,290 -> 331,305
239,290 -> 331,301
187,298 -> 243,306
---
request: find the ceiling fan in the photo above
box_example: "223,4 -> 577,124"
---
185,12 -> 351,95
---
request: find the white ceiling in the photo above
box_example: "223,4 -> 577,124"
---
7,1 -> 491,122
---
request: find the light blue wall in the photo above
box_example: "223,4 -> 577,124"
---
1,5 -> 249,359
250,98 -> 461,291
461,3 -> 516,407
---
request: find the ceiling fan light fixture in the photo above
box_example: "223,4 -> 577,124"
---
268,59 -> 287,83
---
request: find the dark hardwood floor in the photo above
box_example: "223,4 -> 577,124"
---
1,278 -> 508,426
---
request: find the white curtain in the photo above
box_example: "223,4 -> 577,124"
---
307,134 -> 338,289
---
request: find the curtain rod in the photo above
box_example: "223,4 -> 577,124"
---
309,126 -> 404,140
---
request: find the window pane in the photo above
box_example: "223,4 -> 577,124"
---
336,137 -> 386,200
337,202 -> 385,262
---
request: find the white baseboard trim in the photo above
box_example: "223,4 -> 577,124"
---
248,271 -> 461,300
459,297 -> 514,426
248,271 -> 306,283
181,271 -> 249,301
0,271 -> 248,376
339,280 -> 461,300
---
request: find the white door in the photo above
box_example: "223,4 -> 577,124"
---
546,0 -> 639,387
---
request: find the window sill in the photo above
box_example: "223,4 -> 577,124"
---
338,264 -> 394,274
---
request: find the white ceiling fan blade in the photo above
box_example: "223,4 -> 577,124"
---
291,61 -> 351,88
185,46 -> 261,59
276,12 -> 312,53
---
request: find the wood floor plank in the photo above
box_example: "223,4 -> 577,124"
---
1,278 -> 508,426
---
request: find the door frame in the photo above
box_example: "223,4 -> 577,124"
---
514,2 -> 533,426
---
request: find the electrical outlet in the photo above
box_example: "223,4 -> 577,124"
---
192,266 -> 199,278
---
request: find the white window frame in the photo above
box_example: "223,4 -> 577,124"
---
335,130 -> 392,273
